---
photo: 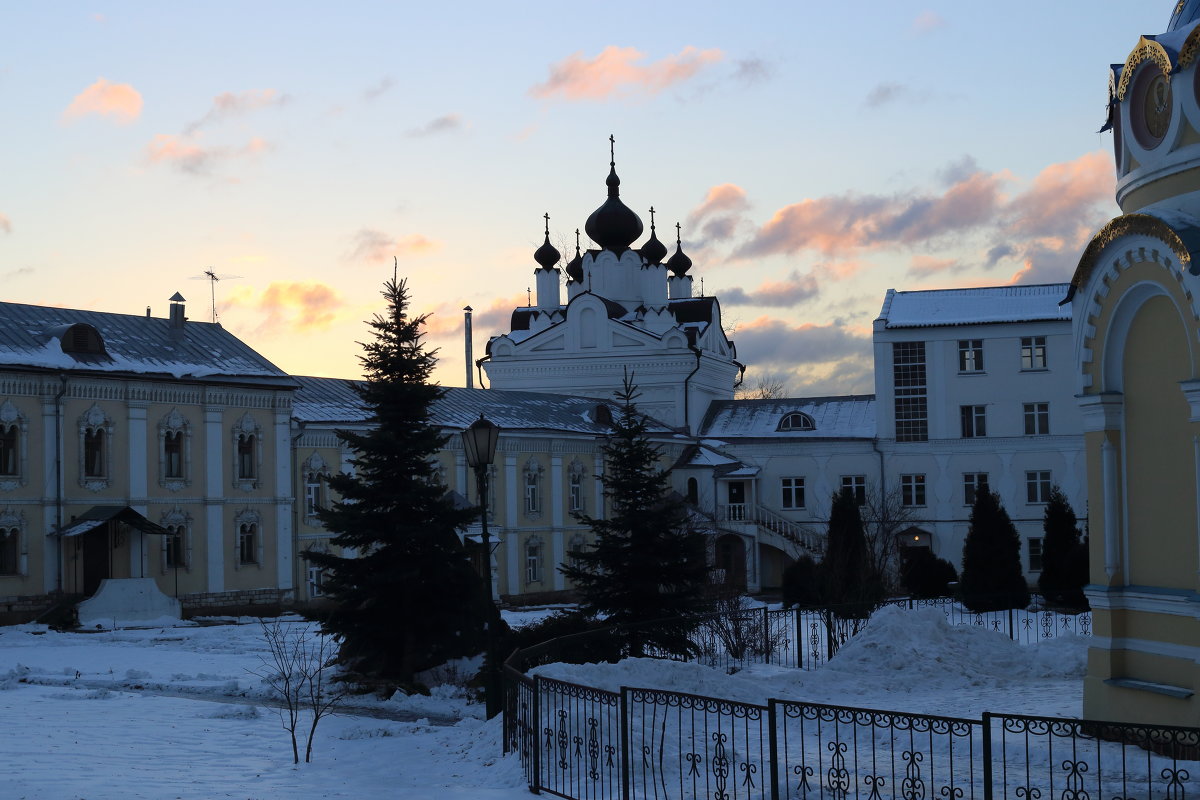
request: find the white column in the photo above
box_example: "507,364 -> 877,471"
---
204,406 -> 224,593
1101,439 -> 1119,580
128,402 -> 148,576
274,411 -> 293,592
505,454 -> 518,594
41,396 -> 59,591
551,455 -> 564,591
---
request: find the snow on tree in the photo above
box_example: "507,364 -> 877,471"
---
304,275 -> 494,689
561,374 -> 710,658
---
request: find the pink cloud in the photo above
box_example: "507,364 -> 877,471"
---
907,255 -> 963,277
145,134 -> 272,175
422,294 -> 526,338
0,213 -> 10,234
721,270 -> 819,308
226,281 -> 344,335
346,230 -> 440,264
530,45 -> 723,101
63,78 -> 142,124
186,89 -> 289,133
912,11 -> 946,34
1003,150 -> 1113,241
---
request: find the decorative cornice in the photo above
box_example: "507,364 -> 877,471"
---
1071,214 -> 1192,294
1116,37 -> 1173,101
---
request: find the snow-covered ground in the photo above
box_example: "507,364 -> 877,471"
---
0,606 -> 1095,799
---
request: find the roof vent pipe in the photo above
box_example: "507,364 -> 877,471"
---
168,292 -> 186,330
464,306 -> 474,389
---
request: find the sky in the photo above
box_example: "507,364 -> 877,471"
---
0,2 -> 1173,396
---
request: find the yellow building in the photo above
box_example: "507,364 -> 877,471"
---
1069,3 -> 1200,727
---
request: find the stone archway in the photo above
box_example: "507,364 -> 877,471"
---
715,533 -> 747,591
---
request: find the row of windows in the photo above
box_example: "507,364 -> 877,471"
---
776,470 -> 1055,509
957,336 -> 1048,373
960,402 -> 1051,438
158,521 -> 262,570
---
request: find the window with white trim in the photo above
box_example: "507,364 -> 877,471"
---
231,413 -> 262,490
958,340 -> 984,373
960,405 -> 986,438
840,475 -> 866,505
1028,537 -> 1044,572
523,459 -> 543,517
893,341 -> 928,442
302,452 -> 331,520
234,508 -> 263,568
307,565 -> 325,598
568,460 -> 586,514
1023,402 -> 1050,435
78,403 -> 113,490
158,408 -> 191,489
0,507 -> 27,576
900,474 -> 926,507
1026,470 -> 1052,504
1021,336 -> 1047,370
781,477 -> 805,509
963,473 -> 989,506
777,412 -> 815,432
568,533 -> 587,573
0,399 -> 27,489
525,536 -> 543,584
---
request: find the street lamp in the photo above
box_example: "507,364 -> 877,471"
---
461,413 -> 501,718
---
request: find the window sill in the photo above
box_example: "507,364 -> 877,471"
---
957,371 -> 987,376
1019,368 -> 1049,373
1104,677 -> 1193,699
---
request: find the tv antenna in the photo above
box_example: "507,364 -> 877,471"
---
190,269 -> 242,323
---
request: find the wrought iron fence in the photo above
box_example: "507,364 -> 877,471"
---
501,597 -> 1197,799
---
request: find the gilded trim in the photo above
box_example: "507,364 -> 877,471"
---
1071,214 -> 1192,292
1116,38 -> 1174,100
1180,25 -> 1200,69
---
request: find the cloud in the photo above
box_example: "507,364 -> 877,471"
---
363,76 -> 395,102
687,183 -> 750,244
720,270 -> 819,308
226,281 -> 344,335
1001,150 -> 1112,241
346,229 -> 439,263
907,255 -> 964,277
63,78 -> 142,123
865,82 -> 909,108
145,134 -> 271,175
422,294 -> 526,338
731,58 -> 773,86
530,45 -> 723,101
2,266 -> 32,280
735,169 -> 1003,259
406,113 -> 463,138
185,89 -> 289,133
985,243 -> 1015,266
912,11 -> 946,34
0,213 -> 10,234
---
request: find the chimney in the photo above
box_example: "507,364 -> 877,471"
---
463,306 -> 474,389
145,306 -> 151,318
168,292 -> 187,330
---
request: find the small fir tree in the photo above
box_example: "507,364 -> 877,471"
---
1038,487 -> 1088,609
959,490 -> 1030,612
900,547 -> 958,599
819,489 -> 885,618
304,276 -> 494,688
561,375 -> 710,658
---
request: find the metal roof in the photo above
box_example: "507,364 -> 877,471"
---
700,395 -> 876,440
878,284 -> 1072,329
291,376 -> 678,434
0,300 -> 294,386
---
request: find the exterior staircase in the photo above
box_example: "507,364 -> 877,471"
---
716,503 -> 825,558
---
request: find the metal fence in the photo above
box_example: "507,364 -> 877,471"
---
502,597 -> 1198,799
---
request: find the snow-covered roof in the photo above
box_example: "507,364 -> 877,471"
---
700,396 -> 876,440
878,284 -> 1071,329
292,376 -> 677,434
0,300 -> 294,385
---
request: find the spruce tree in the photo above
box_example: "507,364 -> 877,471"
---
304,276 -> 494,688
561,375 -> 710,658
959,490 -> 1030,612
819,489 -> 884,618
1038,486 -> 1087,609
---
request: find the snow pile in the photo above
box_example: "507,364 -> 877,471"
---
534,605 -> 1087,720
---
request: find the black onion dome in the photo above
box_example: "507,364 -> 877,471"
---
584,163 -> 643,253
566,245 -> 584,282
534,232 -> 560,270
667,241 -> 692,276
639,227 -> 668,264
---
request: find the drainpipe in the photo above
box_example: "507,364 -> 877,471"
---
54,374 -> 68,593
475,357 -> 489,390
872,437 -> 886,498
291,419 -> 307,597
681,344 -> 702,434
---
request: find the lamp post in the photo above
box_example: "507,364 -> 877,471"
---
461,413 -> 501,718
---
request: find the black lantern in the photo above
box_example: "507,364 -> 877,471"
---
461,413 -> 501,718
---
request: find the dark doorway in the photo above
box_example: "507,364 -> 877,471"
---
715,533 -> 747,591
82,526 -> 110,596
727,482 -> 745,504
686,478 -> 699,505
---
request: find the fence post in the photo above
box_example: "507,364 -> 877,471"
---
532,676 -> 542,795
1008,608 -> 1015,642
502,669 -> 510,755
620,686 -> 630,800
768,699 -> 780,800
981,711 -> 993,800
794,608 -> 803,670
762,605 -> 771,663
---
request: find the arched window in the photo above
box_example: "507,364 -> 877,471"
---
158,408 -> 191,489
0,399 -> 28,489
78,403 -> 113,490
523,458 -> 544,518
567,533 -> 588,573
686,477 -> 699,505
777,412 -> 816,432
525,535 -> 543,585
568,460 -> 586,513
160,508 -> 192,572
302,452 -> 331,519
0,507 -> 26,576
231,413 -> 262,490
234,508 -> 263,568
